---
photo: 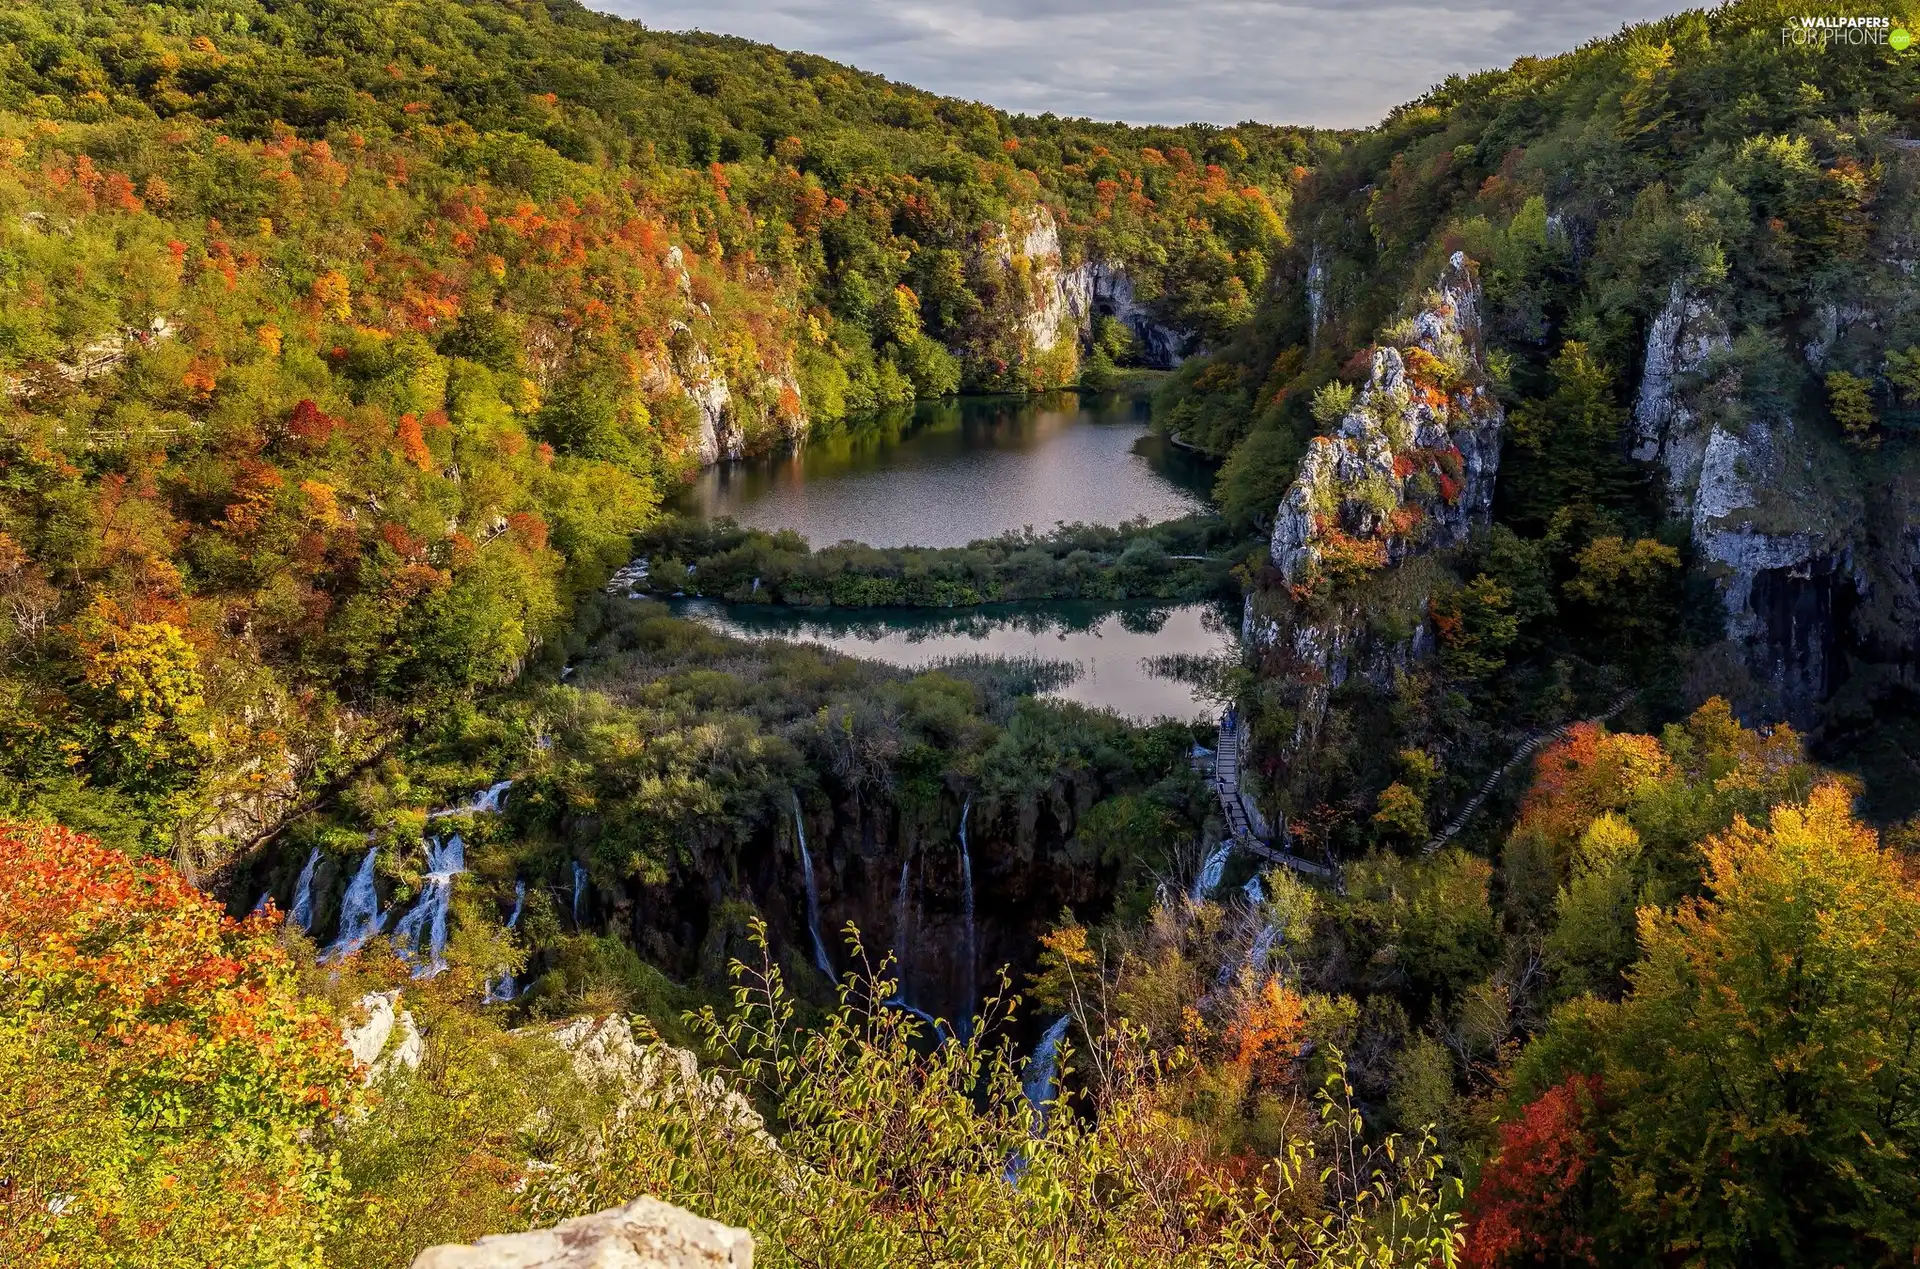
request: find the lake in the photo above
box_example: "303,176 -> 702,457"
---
673,598 -> 1237,723
674,390 -> 1212,548
668,390 -> 1232,721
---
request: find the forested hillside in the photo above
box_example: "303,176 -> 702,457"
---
0,0 -> 1310,858
5,3 -> 1920,1268
1160,0 -> 1920,829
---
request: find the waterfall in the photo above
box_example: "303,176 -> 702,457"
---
571,861 -> 589,927
428,779 -> 512,819
792,793 -> 833,978
892,857 -> 912,992
1190,841 -> 1232,901
1248,922 -> 1280,973
287,847 -> 321,932
484,880 -> 528,1003
1022,1014 -> 1073,1130
390,833 -> 467,978
1241,873 -> 1265,905
958,794 -> 976,1038
325,849 -> 385,961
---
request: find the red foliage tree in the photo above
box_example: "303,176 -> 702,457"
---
1462,1075 -> 1604,1268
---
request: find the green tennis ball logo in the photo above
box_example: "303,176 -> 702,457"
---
1893,27 -> 1914,51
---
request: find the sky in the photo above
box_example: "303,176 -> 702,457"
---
589,0 -> 1695,129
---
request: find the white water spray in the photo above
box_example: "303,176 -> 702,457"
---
287,847 -> 321,932
325,849 -> 385,961
484,880 -> 528,1003
390,834 -> 466,978
792,793 -> 833,977
428,779 -> 512,819
1190,841 -> 1232,901
572,861 -> 589,927
1022,1014 -> 1073,1131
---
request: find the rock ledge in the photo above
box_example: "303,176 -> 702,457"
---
411,1196 -> 753,1269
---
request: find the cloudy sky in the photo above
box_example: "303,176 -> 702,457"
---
589,0 -> 1695,128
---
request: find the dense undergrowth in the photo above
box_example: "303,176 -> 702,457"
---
631,515 -> 1251,608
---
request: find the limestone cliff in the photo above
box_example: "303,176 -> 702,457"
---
968,207 -> 1196,386
412,1197 -> 753,1269
645,246 -> 809,467
1249,252 -> 1503,756
1626,275 -> 1914,729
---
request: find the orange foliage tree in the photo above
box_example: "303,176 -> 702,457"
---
0,821 -> 359,1267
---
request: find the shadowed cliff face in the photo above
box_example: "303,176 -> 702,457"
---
1631,272 -> 1919,735
618,784 -> 1125,1027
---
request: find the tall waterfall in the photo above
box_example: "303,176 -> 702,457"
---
483,880 -> 528,1003
571,861 -> 588,927
1190,841 -> 1232,901
287,847 -> 321,933
325,849 -> 385,961
893,858 -> 911,985
792,793 -> 833,978
1022,1014 -> 1073,1131
390,834 -> 467,978
958,794 -> 976,1037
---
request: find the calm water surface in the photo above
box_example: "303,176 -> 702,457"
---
675,391 -> 1211,548
673,599 -> 1236,723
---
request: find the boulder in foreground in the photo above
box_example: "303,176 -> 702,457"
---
411,1196 -> 753,1269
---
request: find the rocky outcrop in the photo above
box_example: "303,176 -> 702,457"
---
978,206 -> 1195,374
1269,252 -> 1502,588
989,207 -> 1082,359
4,315 -> 177,399
343,990 -> 424,1083
1628,279 -> 1868,725
649,247 -> 807,467
547,1015 -> 770,1146
1071,260 -> 1196,369
1251,252 -> 1502,755
411,1197 -> 753,1269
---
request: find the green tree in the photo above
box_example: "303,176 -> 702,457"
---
1518,784 -> 1920,1266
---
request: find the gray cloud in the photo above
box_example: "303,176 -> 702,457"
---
588,0 -> 1691,128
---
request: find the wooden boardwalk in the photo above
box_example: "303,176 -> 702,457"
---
1213,713 -> 1334,880
1421,692 -> 1636,856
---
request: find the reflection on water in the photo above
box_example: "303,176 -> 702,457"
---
674,391 -> 1213,549
674,598 -> 1235,722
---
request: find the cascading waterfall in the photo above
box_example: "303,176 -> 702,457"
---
791,793 -> 833,977
571,861 -> 589,927
428,778 -> 513,819
1190,841 -> 1232,901
287,847 -> 321,932
390,833 -> 467,978
958,794 -> 976,1038
325,849 -> 385,961
1021,1014 -> 1073,1131
1241,873 -> 1265,905
1248,922 -> 1281,973
1005,1012 -> 1075,1183
483,880 -> 528,1003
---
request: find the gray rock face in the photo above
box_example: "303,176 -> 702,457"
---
1070,259 -> 1196,369
1253,252 -> 1501,756
1628,279 -> 1869,725
342,990 -> 423,1083
1267,251 -> 1502,588
546,1015 -> 770,1146
982,206 -> 1196,371
410,1197 -> 753,1269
